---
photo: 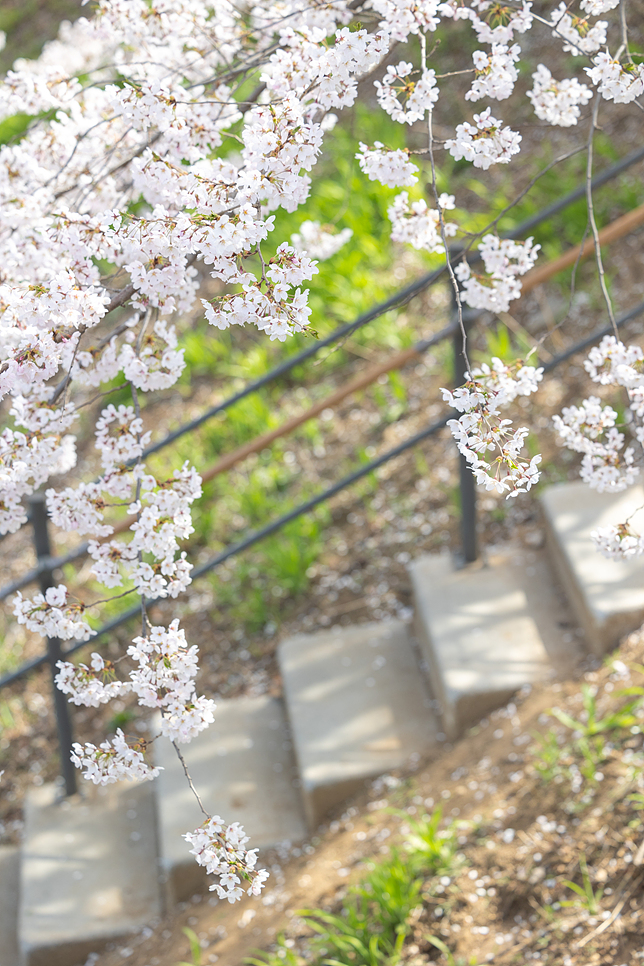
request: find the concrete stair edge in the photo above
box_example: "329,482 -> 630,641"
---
279,620 -> 439,829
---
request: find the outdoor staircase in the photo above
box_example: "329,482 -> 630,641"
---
6,480 -> 644,965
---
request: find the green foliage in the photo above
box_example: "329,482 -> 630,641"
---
246,810 -> 466,966
549,683 -> 641,737
401,807 -> 462,877
106,708 -> 136,733
426,935 -> 482,966
176,927 -> 202,966
561,855 -> 604,916
530,729 -> 566,783
301,851 -> 421,966
246,935 -> 303,966
0,113 -> 33,146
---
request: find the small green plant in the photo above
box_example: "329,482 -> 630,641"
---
626,791 -> 644,811
576,734 -> 608,783
530,728 -> 568,783
246,934 -> 303,966
550,684 -> 641,737
561,855 -> 604,916
302,849 -> 423,966
176,927 -> 202,966
401,807 -> 462,877
426,935 -> 481,966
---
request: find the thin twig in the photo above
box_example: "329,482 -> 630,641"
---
172,740 -> 210,819
75,382 -> 131,411
586,97 -> 618,335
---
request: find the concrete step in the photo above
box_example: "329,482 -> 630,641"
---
19,781 -> 161,966
542,481 -> 644,656
279,621 -> 438,829
0,845 -> 20,966
153,695 -> 307,905
409,549 -> 577,740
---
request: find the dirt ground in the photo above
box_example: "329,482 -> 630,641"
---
83,628 -> 644,966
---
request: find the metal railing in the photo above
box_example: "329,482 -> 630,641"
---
2,145 -> 644,793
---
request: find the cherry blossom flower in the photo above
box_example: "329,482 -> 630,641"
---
585,53 -> 644,104
528,65 -> 592,126
466,44 -> 520,102
184,816 -> 270,901
290,221 -> 353,260
455,235 -> 540,312
388,192 -> 457,253
445,108 -> 521,169
356,142 -> 419,188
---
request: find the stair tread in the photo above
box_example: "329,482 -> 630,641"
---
0,845 -> 20,966
279,620 -> 438,827
542,481 -> 644,654
19,781 -> 161,966
153,695 -> 307,903
410,551 -> 568,739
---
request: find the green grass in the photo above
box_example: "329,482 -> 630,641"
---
246,809 -> 464,966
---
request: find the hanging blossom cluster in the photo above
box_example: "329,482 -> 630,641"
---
528,65 -> 593,126
456,235 -> 541,313
442,359 -> 543,497
185,817 -> 270,902
290,221 -> 353,261
356,142 -> 419,188
445,108 -> 521,170
555,337 -> 644,558
0,0 -> 641,898
71,729 -> 162,784
564,341 -> 644,547
388,192 -> 457,253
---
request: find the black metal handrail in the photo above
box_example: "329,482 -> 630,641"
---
3,141 -> 644,598
2,143 -> 644,796
2,297 -> 643,693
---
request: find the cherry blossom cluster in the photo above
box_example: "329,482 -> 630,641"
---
527,65 -> 593,127
71,729 -> 161,785
466,44 -> 520,102
1,0 -> 641,899
554,337 -> 644,523
13,584 -> 92,641
442,358 -> 543,497
388,192 -> 457,253
55,652 -> 126,707
57,619 -> 215,742
555,335 -> 644,557
455,235 -> 541,313
201,244 -> 319,342
185,816 -> 270,902
290,221 -> 353,261
375,62 -> 439,124
356,142 -> 419,188
591,524 -> 644,559
127,619 -> 216,743
553,397 -> 637,492
550,2 -> 608,54
585,53 -> 644,104
445,108 -> 521,170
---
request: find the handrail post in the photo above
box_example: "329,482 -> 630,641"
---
28,494 -> 77,796
451,288 -> 478,565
